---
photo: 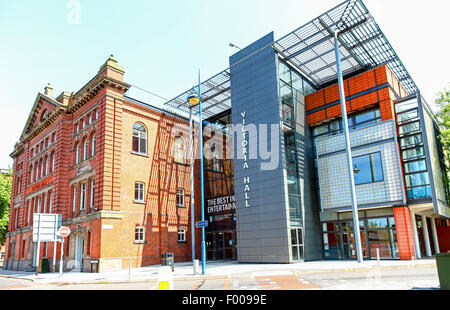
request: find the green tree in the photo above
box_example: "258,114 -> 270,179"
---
0,169 -> 12,245
435,87 -> 450,157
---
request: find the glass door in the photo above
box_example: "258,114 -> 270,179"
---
291,228 -> 304,262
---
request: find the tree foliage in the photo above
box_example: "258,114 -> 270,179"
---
435,87 -> 450,157
0,169 -> 12,245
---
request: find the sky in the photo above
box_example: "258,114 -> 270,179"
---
0,0 -> 449,169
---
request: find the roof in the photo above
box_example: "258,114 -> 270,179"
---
163,0 -> 419,118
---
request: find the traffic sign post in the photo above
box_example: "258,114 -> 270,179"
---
56,226 -> 71,279
32,213 -> 62,275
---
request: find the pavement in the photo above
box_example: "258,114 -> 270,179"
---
0,258 -> 437,285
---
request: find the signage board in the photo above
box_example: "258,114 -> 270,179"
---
195,221 -> 209,228
33,213 -> 62,242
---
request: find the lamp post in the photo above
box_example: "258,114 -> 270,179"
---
187,83 -> 206,274
334,29 -> 363,263
187,92 -> 200,265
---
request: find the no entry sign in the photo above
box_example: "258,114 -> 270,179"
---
57,226 -> 71,238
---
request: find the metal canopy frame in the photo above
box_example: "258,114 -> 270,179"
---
164,70 -> 231,119
164,0 -> 418,118
273,0 -> 418,94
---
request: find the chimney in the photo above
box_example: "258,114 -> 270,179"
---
44,83 -> 54,98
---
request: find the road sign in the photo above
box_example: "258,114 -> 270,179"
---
195,221 -> 208,228
57,226 -> 71,238
33,213 -> 62,242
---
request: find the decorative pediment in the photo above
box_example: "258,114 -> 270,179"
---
20,92 -> 65,140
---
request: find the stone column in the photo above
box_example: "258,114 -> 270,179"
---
410,210 -> 422,259
430,218 -> 440,254
421,215 -> 432,257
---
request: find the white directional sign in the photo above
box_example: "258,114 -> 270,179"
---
33,213 -> 62,242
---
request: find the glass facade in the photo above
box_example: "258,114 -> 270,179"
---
203,110 -> 237,261
279,60 -> 316,261
395,98 -> 432,200
322,213 -> 398,260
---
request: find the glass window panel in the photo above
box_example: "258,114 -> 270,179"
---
355,110 -> 376,124
312,124 -> 328,137
292,72 -> 304,94
404,160 -> 427,174
400,134 -> 422,148
405,172 -> 430,188
370,153 -> 384,182
353,155 -> 373,184
329,120 -> 341,133
395,100 -> 418,113
367,218 -> 389,229
291,229 -> 298,245
407,186 -> 432,200
399,121 -> 420,135
279,62 -> 291,84
303,81 -> 315,95
402,147 -> 424,160
397,109 -> 418,123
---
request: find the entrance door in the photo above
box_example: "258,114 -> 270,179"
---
291,228 -> 304,262
74,235 -> 85,270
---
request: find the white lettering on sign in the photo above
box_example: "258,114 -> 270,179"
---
207,195 -> 237,214
241,111 -> 251,208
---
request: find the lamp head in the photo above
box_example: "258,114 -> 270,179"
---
187,93 -> 201,106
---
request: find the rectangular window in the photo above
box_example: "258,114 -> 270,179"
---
353,153 -> 384,185
402,147 -> 425,161
73,186 -> 77,213
178,227 -> 186,242
176,189 -> 185,207
134,182 -> 145,203
48,192 -> 52,213
90,179 -> 95,208
400,134 -> 422,148
80,183 -> 86,210
404,160 -> 427,174
135,227 -> 145,243
399,121 -> 420,135
397,109 -> 418,123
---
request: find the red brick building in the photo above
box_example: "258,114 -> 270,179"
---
4,56 -> 201,272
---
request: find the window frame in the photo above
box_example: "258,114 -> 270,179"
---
134,226 -> 145,243
353,152 -> 385,186
132,123 -> 148,155
176,188 -> 185,208
177,227 -> 187,243
134,182 -> 145,203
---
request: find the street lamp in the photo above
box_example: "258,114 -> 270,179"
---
334,29 -> 364,263
187,79 -> 206,275
187,92 -> 198,265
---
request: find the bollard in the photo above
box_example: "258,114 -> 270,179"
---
376,248 -> 380,266
158,266 -> 174,290
193,259 -> 200,275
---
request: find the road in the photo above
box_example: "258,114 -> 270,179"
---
0,265 -> 439,290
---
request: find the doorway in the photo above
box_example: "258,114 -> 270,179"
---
291,228 -> 304,262
74,234 -> 85,270
206,231 -> 236,261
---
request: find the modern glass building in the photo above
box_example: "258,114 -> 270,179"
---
164,0 -> 450,263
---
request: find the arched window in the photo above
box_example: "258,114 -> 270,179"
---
174,136 -> 186,164
83,138 -> 88,161
91,133 -> 96,157
132,123 -> 147,154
